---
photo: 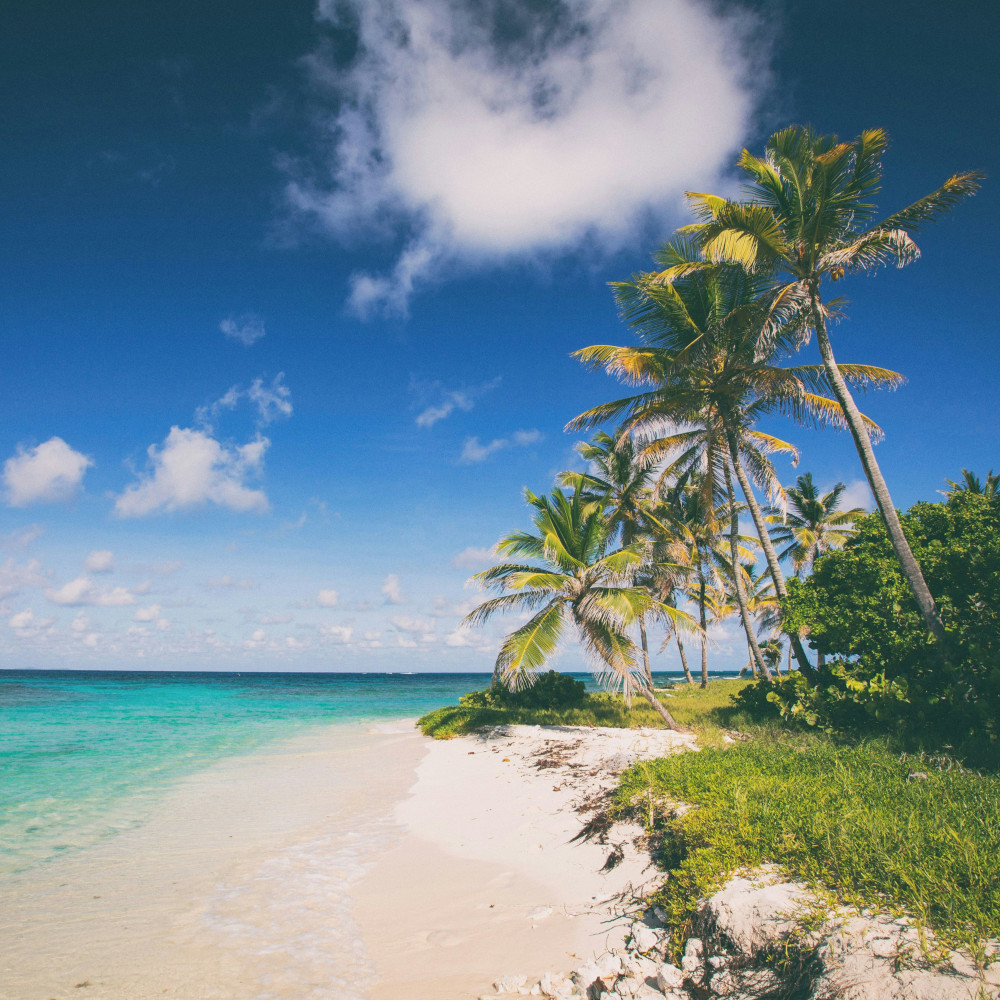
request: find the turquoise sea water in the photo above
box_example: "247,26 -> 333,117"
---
0,668 -> 725,880
0,670 -> 491,878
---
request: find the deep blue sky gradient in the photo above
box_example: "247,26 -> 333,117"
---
1,0 -> 996,671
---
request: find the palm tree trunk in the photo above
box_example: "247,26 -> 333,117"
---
675,634 -> 695,685
809,281 -> 945,642
723,459 -> 771,680
697,566 -> 709,689
723,421 -> 815,678
637,680 -> 686,731
639,620 -> 655,689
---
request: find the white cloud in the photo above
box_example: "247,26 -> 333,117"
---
835,479 -> 874,513
460,428 -> 542,463
413,377 -> 501,428
71,612 -> 90,633
206,575 -> 256,589
451,546 -> 496,569
1,524 -> 44,550
381,573 -> 404,605
0,557 -> 47,600
134,604 -> 162,622
317,588 -> 339,607
391,614 -> 435,635
45,576 -> 137,607
84,550 -> 115,573
3,437 -> 93,506
444,626 -> 476,647
288,0 -> 765,315
114,427 -> 270,517
220,313 -> 266,346
319,624 -> 354,644
196,374 -> 292,429
8,608 -> 54,636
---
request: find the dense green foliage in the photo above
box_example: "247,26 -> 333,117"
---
616,734 -> 1000,958
776,492 -> 1000,763
418,673 -> 671,738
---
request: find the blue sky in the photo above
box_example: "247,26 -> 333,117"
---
1,0 -> 996,672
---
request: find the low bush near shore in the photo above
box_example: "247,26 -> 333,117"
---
617,735 -> 1000,958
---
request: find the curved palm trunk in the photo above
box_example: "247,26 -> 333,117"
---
637,680 -> 686,731
723,422 -> 815,678
723,460 -> 771,680
809,282 -> 945,642
639,620 -> 655,689
675,634 -> 696,685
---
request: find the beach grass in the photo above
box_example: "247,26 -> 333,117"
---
617,730 -> 1000,960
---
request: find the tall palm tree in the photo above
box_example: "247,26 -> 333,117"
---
680,126 -> 982,640
570,250 -> 899,677
462,486 -> 695,729
766,473 -> 866,575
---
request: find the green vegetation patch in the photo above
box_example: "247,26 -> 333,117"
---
616,735 -> 1000,958
419,686 -> 667,738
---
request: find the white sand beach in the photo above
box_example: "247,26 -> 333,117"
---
0,720 -> 692,1000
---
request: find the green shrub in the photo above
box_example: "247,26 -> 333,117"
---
465,670 -> 587,710
778,491 -> 1000,765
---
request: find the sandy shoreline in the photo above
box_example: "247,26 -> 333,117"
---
0,719 -> 692,1000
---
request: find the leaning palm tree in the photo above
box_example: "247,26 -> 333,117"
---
679,126 -> 982,639
570,250 -> 900,677
462,486 -> 696,729
766,473 -> 866,575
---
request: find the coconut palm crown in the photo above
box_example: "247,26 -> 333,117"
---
462,486 -> 695,728
766,473 -> 866,574
676,125 -> 982,639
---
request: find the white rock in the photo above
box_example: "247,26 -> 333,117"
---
573,961 -> 602,990
654,964 -> 685,992
529,906 -> 555,921
630,922 -> 661,953
707,955 -> 727,970
683,937 -> 704,960
494,974 -> 528,993
597,953 -> 624,979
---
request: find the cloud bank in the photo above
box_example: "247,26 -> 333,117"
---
288,0 -> 766,315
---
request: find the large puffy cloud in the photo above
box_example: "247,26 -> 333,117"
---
3,437 -> 93,506
115,427 -> 270,517
288,0 -> 767,314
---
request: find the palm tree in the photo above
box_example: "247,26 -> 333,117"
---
559,428 -> 662,687
766,473 -> 866,575
569,249 -> 899,677
680,126 -> 982,640
462,486 -> 695,729
654,476 -> 760,685
943,469 -> 999,500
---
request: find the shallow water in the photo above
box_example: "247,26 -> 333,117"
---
0,670 -> 486,878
